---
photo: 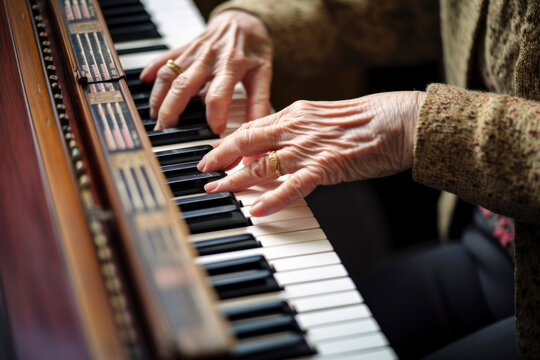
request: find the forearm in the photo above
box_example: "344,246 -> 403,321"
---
413,84 -> 540,225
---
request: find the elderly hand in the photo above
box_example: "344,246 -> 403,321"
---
140,11 -> 273,133
197,91 -> 426,216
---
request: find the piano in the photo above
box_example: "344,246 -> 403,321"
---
0,0 -> 397,359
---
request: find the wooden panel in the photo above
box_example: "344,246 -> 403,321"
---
1,0 -> 130,359
0,1 -> 87,358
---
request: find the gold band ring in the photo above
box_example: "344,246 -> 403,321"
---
268,151 -> 283,177
166,59 -> 184,75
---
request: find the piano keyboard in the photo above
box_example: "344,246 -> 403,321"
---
98,0 -> 397,358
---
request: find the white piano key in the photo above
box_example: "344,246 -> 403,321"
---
283,278 -> 356,299
236,190 -> 307,207
271,252 -> 341,272
251,239 -> 333,260
189,217 -> 320,242
218,291 -> 283,311
196,239 -> 333,265
315,333 -> 388,356
296,304 -> 372,328
114,38 -> 168,52
244,206 -> 314,225
289,290 -> 363,313
311,347 -> 397,360
141,0 -> 205,35
274,264 -> 348,286
306,318 -> 380,343
120,51 -> 167,71
258,228 -> 327,247
152,138 -> 217,153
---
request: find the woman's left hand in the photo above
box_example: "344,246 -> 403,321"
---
198,91 -> 426,216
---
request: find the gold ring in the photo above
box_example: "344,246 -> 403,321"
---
166,59 -> 184,75
268,151 -> 282,177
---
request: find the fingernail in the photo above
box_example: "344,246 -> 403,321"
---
218,122 -> 226,134
204,181 -> 218,193
250,200 -> 265,217
153,122 -> 162,131
197,160 -> 206,172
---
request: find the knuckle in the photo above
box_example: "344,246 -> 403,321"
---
286,175 -> 306,199
170,75 -> 190,94
201,43 -> 218,60
291,100 -> 308,113
157,66 -> 175,80
249,158 -> 268,179
234,129 -> 252,149
157,109 -> 175,124
266,125 -> 283,141
206,91 -> 231,107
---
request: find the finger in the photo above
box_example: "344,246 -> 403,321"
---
250,168 -> 318,216
149,62 -> 183,121
223,157 -> 243,172
203,155 -> 277,194
242,64 -> 272,121
155,49 -> 217,130
242,153 -> 266,166
139,47 -> 185,82
198,124 -> 281,172
204,25 -> 248,133
140,27 -> 217,83
148,35 -> 221,120
205,61 -> 245,134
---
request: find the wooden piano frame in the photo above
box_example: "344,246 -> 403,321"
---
0,0 -> 231,358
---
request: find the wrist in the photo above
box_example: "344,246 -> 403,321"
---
404,91 -> 426,169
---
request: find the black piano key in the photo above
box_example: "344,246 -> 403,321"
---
101,4 -> 147,18
125,67 -> 144,79
223,300 -> 294,321
211,269 -> 281,300
138,103 -> 207,126
193,234 -> 260,256
161,161 -> 201,178
232,333 -> 315,360
103,13 -> 153,28
117,44 -> 168,56
181,204 -> 240,220
175,192 -> 238,211
136,103 -> 151,119
98,0 -> 144,9
148,125 -> 218,147
131,92 -> 150,104
155,145 -> 212,166
182,205 -> 249,234
166,171 -> 224,197
203,255 -> 270,276
142,120 -> 157,132
233,314 -> 300,339
108,23 -> 161,43
126,78 -> 153,93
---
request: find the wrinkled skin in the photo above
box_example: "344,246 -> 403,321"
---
140,11 -> 273,133
198,91 -> 426,217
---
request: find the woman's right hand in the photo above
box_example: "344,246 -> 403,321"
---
198,91 -> 426,217
140,10 -> 273,133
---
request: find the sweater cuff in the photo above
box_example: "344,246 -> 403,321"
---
413,83 -> 540,223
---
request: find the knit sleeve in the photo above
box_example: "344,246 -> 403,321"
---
210,0 -> 440,77
413,84 -> 540,225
